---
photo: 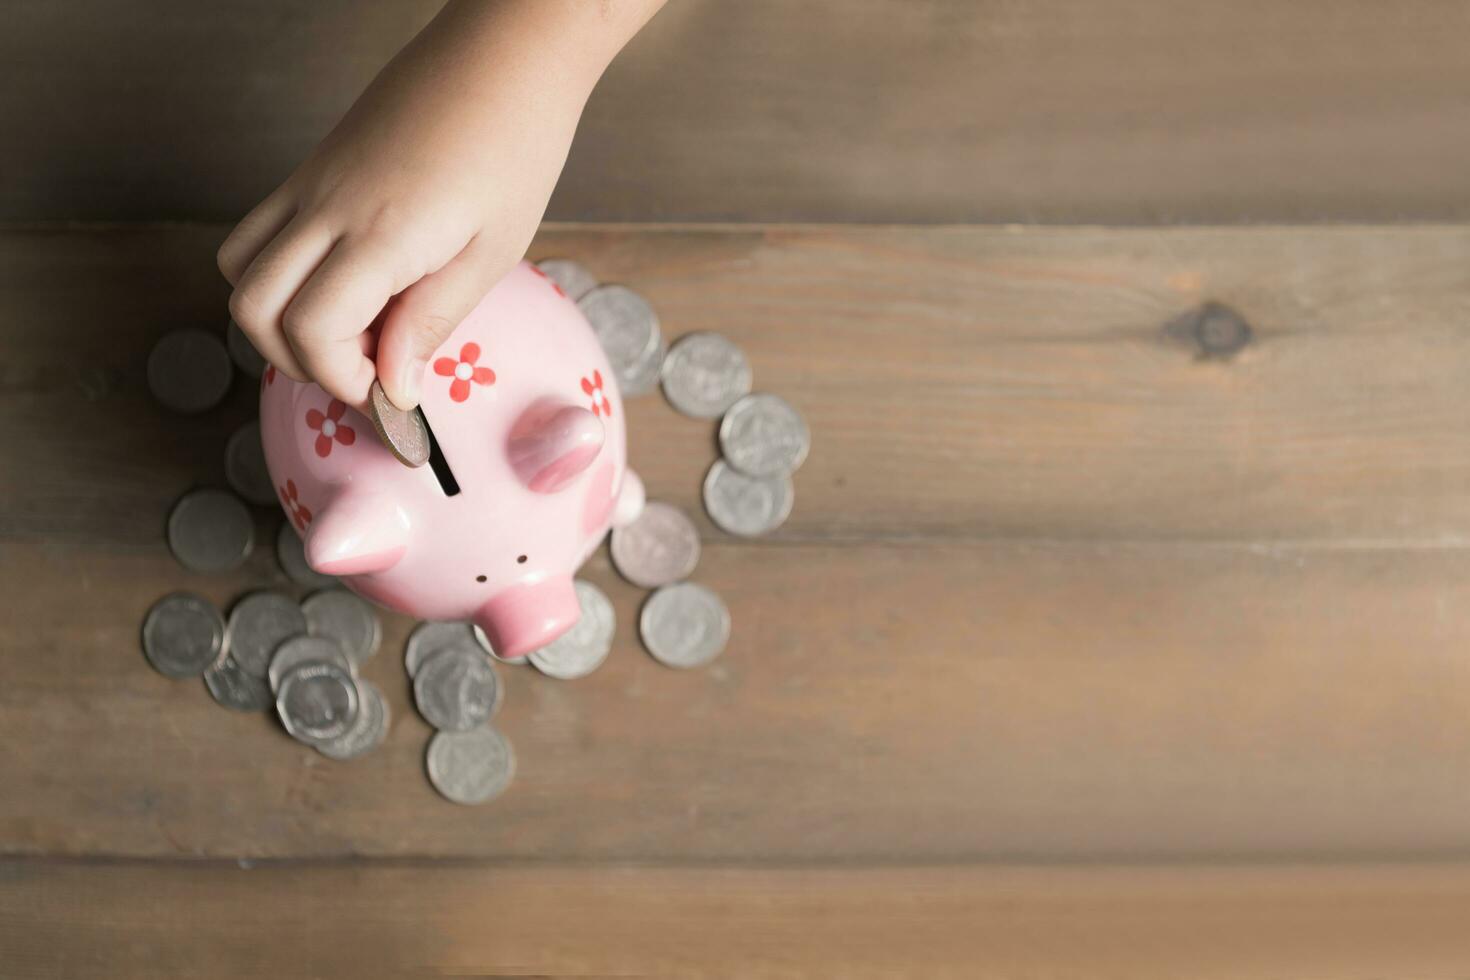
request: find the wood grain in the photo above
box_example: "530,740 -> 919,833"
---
5,1 -> 1470,223
7,861 -> 1470,979
6,226 -> 1470,864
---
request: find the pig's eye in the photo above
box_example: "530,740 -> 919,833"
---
516,555 -> 528,564
475,574 -> 487,583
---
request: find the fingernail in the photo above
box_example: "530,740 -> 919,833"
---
399,357 -> 426,409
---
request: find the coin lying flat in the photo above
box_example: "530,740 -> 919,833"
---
640,582 -> 731,669
276,661 -> 360,745
661,332 -> 753,419
302,589 -> 381,666
405,621 -> 481,677
426,728 -> 515,805
167,488 -> 255,572
227,590 -> 307,679
474,623 -> 525,664
619,338 -> 665,398
147,329 -> 233,415
141,592 -> 225,679
536,258 -> 599,301
702,459 -> 794,537
367,379 -> 430,467
204,654 -> 273,712
317,680 -> 390,761
226,318 -> 268,380
268,633 -> 353,695
611,501 -> 701,588
718,393 -> 810,477
413,646 -> 500,732
579,284 -> 661,395
225,421 -> 276,506
529,580 -> 615,680
276,521 -> 337,590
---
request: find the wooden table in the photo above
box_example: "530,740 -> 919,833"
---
6,224 -> 1470,976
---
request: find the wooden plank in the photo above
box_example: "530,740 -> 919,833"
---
7,860 -> 1470,979
9,539 -> 1470,860
8,224 -> 1470,545
4,1 -> 1470,223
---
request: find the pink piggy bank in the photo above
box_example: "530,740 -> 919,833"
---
260,262 -> 645,658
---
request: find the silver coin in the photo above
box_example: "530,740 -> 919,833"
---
167,488 -> 255,572
224,420 -> 276,506
413,646 -> 500,732
226,318 -> 267,379
660,332 -> 753,418
141,592 -> 225,679
426,728 -> 515,805
317,680 -> 390,761
226,590 -> 307,679
276,521 -> 337,589
529,580 -> 615,680
718,393 -> 810,477
611,501 -> 701,588
147,328 -> 233,414
301,589 -> 381,666
619,337 -> 665,398
639,582 -> 731,669
276,660 -> 360,745
702,460 -> 794,537
579,284 -> 660,390
536,258 -> 599,301
203,654 -> 272,712
268,633 -> 353,694
405,620 -> 480,677
367,379 -> 430,467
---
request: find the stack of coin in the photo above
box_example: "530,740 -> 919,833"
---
403,621 -> 515,804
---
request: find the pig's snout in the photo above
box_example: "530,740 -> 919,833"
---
475,577 -> 580,659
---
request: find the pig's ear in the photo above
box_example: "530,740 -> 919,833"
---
304,493 -> 410,576
508,401 -> 605,493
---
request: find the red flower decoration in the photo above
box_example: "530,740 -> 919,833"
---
434,342 -> 497,402
305,398 -> 357,458
581,370 -> 612,418
279,479 -> 312,531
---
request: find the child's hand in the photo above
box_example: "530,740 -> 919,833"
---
218,0 -> 662,411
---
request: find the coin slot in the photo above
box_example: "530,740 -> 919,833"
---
419,411 -> 461,497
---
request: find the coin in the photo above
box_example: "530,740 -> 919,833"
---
224,420 -> 276,506
226,590 -> 307,679
317,680 -> 390,760
473,623 -> 525,664
203,654 -> 273,712
610,501 -> 701,588
529,580 -> 616,680
226,318 -> 268,379
619,337 -> 665,398
276,521 -> 337,589
413,646 -> 500,732
426,728 -> 515,805
718,393 -> 810,477
702,459 -> 794,537
639,582 -> 731,669
141,592 -> 225,679
579,284 -> 661,394
276,660 -> 360,744
268,633 -> 353,694
536,258 -> 599,301
167,488 -> 255,572
301,589 -> 381,666
660,332 -> 752,418
147,328 -> 233,414
367,379 -> 430,467
405,620 -> 480,677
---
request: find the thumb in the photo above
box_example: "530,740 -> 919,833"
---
376,245 -> 508,411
